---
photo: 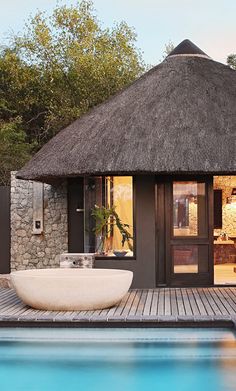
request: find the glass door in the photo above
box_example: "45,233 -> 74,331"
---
165,177 -> 213,286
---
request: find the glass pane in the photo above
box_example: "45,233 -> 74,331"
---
84,176 -> 134,257
173,245 -> 208,274
173,182 -> 206,236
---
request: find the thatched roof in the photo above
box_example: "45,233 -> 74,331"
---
168,39 -> 208,57
17,39 -> 236,182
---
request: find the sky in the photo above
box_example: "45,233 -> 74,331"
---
0,0 -> 235,66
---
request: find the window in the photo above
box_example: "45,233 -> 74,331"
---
84,176 -> 134,257
173,181 -> 206,237
173,245 -> 209,274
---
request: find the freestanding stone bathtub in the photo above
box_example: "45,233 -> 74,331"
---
10,268 -> 133,311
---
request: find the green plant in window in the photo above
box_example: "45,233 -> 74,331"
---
91,205 -> 133,254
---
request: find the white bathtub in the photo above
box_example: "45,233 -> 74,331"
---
10,268 -> 133,311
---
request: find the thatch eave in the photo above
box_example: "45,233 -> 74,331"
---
17,168 -> 236,185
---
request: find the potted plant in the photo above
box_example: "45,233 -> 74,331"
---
91,204 -> 133,256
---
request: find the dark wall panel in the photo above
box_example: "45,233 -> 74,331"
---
0,186 -> 10,273
68,178 -> 84,253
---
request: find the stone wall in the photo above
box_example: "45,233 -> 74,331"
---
11,172 -> 68,271
214,176 -> 236,237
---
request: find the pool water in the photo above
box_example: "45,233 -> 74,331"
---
0,328 -> 236,391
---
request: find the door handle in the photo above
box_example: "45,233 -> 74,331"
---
76,209 -> 84,212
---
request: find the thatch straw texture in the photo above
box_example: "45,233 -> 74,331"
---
17,45 -> 236,182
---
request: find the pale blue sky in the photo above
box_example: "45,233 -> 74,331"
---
0,0 -> 235,65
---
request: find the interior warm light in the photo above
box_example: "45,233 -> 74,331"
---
227,188 -> 236,204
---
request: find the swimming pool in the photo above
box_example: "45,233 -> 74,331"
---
0,328 -> 236,391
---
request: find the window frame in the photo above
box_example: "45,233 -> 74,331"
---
85,175 -> 136,260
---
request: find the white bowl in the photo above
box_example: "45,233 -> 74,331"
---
10,268 -> 133,311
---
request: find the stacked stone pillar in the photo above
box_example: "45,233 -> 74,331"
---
10,172 -> 68,271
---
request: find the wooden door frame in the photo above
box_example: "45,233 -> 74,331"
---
156,175 -> 214,287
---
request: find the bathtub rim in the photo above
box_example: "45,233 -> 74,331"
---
10,268 -> 133,279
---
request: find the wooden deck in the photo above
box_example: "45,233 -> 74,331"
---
1,287 -> 236,327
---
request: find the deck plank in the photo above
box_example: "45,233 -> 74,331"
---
128,290 -> 142,316
143,290 -> 153,316
208,288 -> 229,315
164,289 -> 171,316
107,290 -> 137,320
0,290 -> 16,304
186,289 -> 200,315
0,299 -> 26,316
197,288 -> 215,316
157,288 -> 165,316
71,310 -> 89,320
114,293 -> 130,313
120,291 -> 137,318
181,288 -> 193,315
17,307 -> 43,321
0,297 -> 22,313
225,288 -> 236,308
170,289 -> 178,316
0,299 -> 22,312
150,290 -> 159,316
192,289 -> 207,316
214,288 -> 236,315
217,289 -> 236,315
204,288 -> 222,315
135,290 -> 148,316
229,288 -> 236,300
0,287 -> 235,324
176,289 -> 185,316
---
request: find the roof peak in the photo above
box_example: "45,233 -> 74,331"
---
167,39 -> 209,59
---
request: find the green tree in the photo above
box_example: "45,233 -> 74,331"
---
1,0 -> 144,143
0,0 -> 145,184
0,119 -> 33,185
227,54 -> 236,70
162,40 -> 175,59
